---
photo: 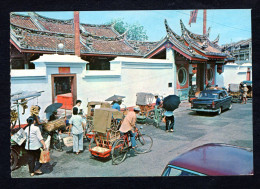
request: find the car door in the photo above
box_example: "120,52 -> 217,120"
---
222,91 -> 229,110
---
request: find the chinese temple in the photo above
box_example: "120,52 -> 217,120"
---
144,19 -> 234,98
10,12 -> 234,118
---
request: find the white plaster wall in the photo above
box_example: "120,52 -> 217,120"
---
79,57 -> 174,112
221,63 -> 252,88
11,55 -> 175,124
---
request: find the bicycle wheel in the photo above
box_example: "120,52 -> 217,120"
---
111,139 -> 128,165
147,110 -> 155,119
53,132 -> 63,152
134,133 -> 153,154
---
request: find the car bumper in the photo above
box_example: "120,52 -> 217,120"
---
191,108 -> 219,112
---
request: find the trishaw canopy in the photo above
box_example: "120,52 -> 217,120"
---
87,101 -> 111,116
136,92 -> 154,106
93,108 -> 123,133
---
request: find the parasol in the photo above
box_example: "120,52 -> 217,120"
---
163,95 -> 181,111
105,95 -> 125,101
44,103 -> 63,113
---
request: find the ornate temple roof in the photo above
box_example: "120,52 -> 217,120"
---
179,19 -> 227,58
144,20 -> 208,61
10,12 -> 141,56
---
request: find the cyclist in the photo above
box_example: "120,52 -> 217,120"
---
119,106 -> 140,149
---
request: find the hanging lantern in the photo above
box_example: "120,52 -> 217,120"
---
190,64 -> 197,74
217,64 -> 223,74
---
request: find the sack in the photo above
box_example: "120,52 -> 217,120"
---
43,118 -> 66,132
39,149 -> 50,163
63,136 -> 73,147
162,116 -> 166,123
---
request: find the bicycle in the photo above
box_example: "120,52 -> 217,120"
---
111,127 -> 153,165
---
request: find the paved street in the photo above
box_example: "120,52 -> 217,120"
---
11,102 -> 253,177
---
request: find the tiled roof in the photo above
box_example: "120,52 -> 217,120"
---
38,19 -> 74,34
81,24 -> 118,38
10,14 -> 39,30
10,12 -> 141,56
128,40 -> 159,55
81,36 -> 138,55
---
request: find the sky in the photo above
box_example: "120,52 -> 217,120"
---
16,10 -> 251,45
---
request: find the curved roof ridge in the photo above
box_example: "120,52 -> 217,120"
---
10,12 -> 31,18
180,19 -> 209,40
33,12 -> 74,23
164,19 -> 182,40
80,23 -> 113,28
10,23 -> 74,38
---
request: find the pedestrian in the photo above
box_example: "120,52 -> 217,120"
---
119,106 -> 140,149
164,110 -> 174,132
69,107 -> 86,155
154,94 -> 162,107
31,105 -> 45,133
241,84 -> 248,104
24,116 -> 47,176
112,99 -> 121,111
73,100 -> 83,115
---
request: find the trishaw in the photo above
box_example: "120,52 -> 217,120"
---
88,108 -> 153,165
85,101 -> 111,140
136,92 -> 165,127
10,90 -> 44,171
88,108 -> 123,158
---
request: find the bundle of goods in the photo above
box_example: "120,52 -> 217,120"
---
43,118 -> 66,132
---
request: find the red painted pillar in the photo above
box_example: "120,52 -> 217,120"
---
203,10 -> 207,35
74,11 -> 80,57
247,68 -> 251,81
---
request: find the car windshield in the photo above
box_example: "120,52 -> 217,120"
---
199,92 -> 218,99
162,166 -> 202,176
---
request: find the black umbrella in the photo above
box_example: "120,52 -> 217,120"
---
105,95 -> 126,101
163,95 -> 181,111
44,103 -> 63,113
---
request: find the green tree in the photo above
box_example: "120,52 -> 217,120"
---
107,18 -> 148,41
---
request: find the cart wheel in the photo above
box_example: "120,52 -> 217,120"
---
134,133 -> 153,154
147,110 -> 155,119
111,139 -> 127,165
11,149 -> 18,171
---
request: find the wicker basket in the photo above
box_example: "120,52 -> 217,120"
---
43,118 -> 66,132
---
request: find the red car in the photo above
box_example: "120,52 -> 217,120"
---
161,143 -> 253,176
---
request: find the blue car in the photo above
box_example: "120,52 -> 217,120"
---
191,90 -> 232,115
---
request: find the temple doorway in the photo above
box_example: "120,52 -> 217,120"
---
51,74 -> 77,109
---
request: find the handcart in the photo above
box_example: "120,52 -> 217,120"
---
228,83 -> 242,103
88,108 -> 123,158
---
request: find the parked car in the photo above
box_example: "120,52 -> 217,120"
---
191,89 -> 232,115
161,143 -> 253,176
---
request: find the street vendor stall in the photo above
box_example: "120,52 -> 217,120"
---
10,90 -> 44,171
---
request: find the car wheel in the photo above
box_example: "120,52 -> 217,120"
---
229,103 -> 232,110
217,107 -> 222,115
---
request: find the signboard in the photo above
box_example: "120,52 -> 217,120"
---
59,67 -> 70,74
